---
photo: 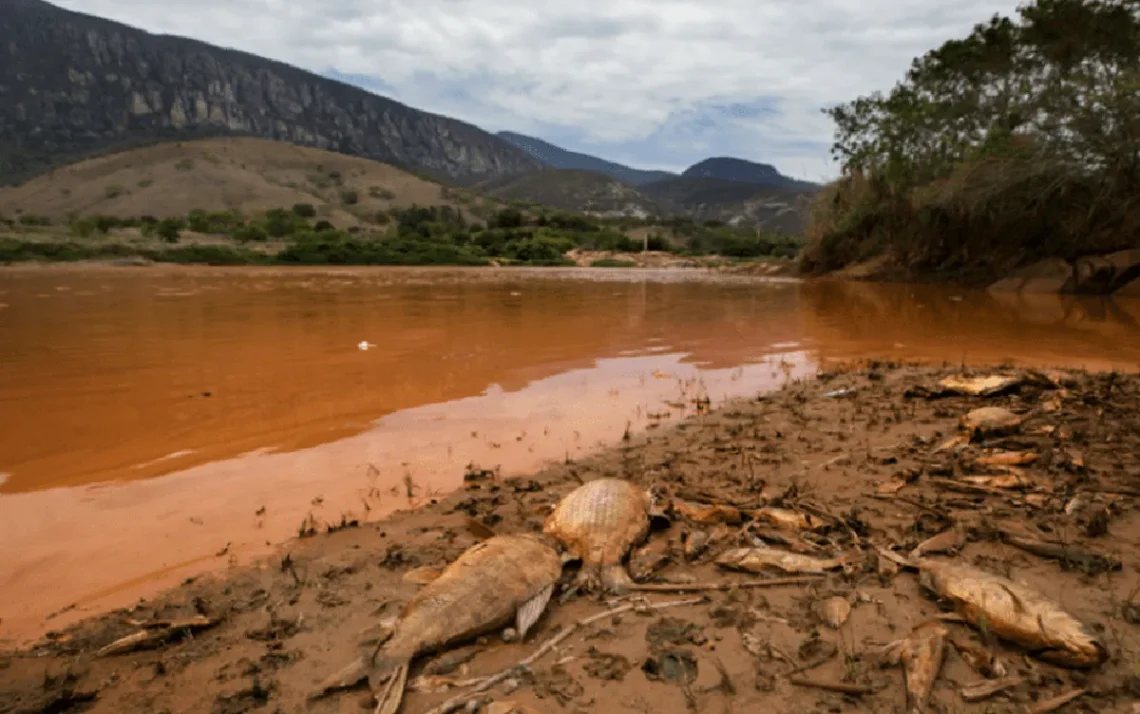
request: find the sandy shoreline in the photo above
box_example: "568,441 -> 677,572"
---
3,361 -> 1139,713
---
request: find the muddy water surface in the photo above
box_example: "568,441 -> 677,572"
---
1,266 -> 1139,644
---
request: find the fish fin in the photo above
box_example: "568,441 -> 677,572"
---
515,584 -> 555,638
998,583 -> 1027,614
873,639 -> 906,667
372,660 -> 410,714
308,656 -> 369,700
600,564 -> 634,594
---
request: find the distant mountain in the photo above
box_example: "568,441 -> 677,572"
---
639,177 -> 812,234
0,0 -> 542,185
497,132 -> 675,186
682,157 -> 818,191
476,168 -> 660,218
478,168 -> 812,233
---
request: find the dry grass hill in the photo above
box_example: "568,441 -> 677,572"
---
0,137 -> 499,227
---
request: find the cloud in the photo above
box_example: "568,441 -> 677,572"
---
59,0 -> 1023,179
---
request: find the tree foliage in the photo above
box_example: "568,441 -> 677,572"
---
806,0 -> 1140,279
826,0 -> 1140,185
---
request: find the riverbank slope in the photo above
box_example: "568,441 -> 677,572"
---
2,361 -> 1138,713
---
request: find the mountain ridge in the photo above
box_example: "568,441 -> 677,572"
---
0,0 -> 542,185
496,131 -> 675,186
496,131 -> 819,192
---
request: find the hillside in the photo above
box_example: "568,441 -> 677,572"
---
476,169 -> 660,218
0,137 -> 497,226
496,132 -> 675,186
0,0 -> 542,186
683,157 -> 819,191
640,177 -> 812,234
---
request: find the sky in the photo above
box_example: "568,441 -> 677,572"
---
60,0 -> 1022,181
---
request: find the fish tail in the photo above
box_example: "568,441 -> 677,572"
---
371,659 -> 410,714
307,656 -> 369,700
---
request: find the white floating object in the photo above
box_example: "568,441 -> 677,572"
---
358,340 -> 375,351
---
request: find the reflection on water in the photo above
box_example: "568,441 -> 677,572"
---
1,266 -> 1139,644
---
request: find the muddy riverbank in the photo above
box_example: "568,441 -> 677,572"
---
3,361 -> 1138,714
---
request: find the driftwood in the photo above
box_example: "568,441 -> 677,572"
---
97,615 -> 217,656
1027,688 -> 1088,714
788,677 -> 875,695
999,530 -> 1122,572
959,676 -> 1023,702
630,576 -> 823,592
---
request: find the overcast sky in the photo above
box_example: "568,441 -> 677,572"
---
60,0 -> 1021,180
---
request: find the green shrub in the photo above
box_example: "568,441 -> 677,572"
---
174,159 -> 194,171
233,225 -> 268,243
156,218 -> 183,243
104,185 -> 125,199
340,190 -> 359,205
292,203 -> 316,217
369,186 -> 396,200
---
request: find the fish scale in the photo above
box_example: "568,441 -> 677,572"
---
544,478 -> 652,592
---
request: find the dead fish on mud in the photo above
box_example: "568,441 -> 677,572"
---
879,549 -> 1108,668
311,533 -> 562,714
876,620 -> 948,713
750,507 -> 816,531
544,477 -> 652,592
716,546 -> 847,575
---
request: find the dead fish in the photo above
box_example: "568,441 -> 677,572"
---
960,407 -> 1022,439
939,375 -> 1023,396
751,507 -> 815,531
543,478 -> 652,592
716,546 -> 846,575
916,559 -> 1107,668
960,472 -> 1031,490
818,596 -> 851,629
311,534 -> 562,713
671,498 -> 742,525
910,525 -> 969,559
878,620 -> 948,713
975,451 -> 1038,467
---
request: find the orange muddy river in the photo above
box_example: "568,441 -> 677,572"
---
2,265 -> 1139,645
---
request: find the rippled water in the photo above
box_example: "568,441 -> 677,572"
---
1,265 -> 1138,643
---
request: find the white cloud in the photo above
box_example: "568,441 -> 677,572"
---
59,0 -> 1023,179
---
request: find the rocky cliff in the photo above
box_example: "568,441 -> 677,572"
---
0,0 -> 543,185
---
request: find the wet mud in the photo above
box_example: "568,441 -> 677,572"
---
2,362 -> 1140,714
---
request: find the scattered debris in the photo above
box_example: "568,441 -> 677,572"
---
960,676 -> 1023,702
97,615 -> 218,656
716,547 -> 847,575
876,620 -> 948,713
817,596 -> 851,629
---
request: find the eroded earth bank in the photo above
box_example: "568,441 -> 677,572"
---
3,362 -> 1140,714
